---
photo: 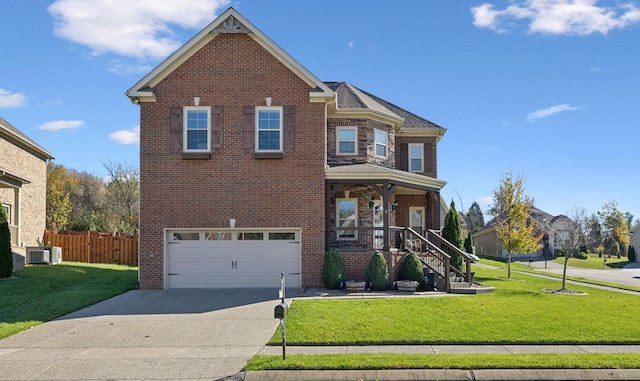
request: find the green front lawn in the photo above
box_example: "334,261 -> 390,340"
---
269,266 -> 640,346
552,254 -> 629,269
0,262 -> 138,339
252,265 -> 640,370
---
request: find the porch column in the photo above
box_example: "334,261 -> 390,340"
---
14,187 -> 21,246
325,180 -> 332,251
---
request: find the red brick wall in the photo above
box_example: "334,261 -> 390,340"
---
138,34 -> 326,289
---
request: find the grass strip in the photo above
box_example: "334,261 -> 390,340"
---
246,353 -> 640,371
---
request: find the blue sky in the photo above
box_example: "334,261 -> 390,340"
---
1,0 -> 638,221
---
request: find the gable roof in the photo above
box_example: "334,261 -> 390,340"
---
325,82 -> 446,140
126,7 -> 333,103
473,206 -> 560,237
0,116 -> 54,161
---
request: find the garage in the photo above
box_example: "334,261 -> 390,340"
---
165,229 -> 301,289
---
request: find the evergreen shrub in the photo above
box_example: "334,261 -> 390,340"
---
399,251 -> 424,282
0,221 -> 12,278
366,250 -> 390,291
576,251 -> 588,260
629,246 -> 637,263
321,247 -> 345,289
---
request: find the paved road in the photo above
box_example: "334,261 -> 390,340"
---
513,257 -> 640,289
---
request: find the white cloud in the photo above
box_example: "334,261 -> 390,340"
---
0,89 -> 28,108
37,119 -> 85,132
48,0 -> 230,60
476,196 -> 494,208
107,60 -> 153,76
471,0 -> 640,35
109,126 -> 140,145
525,104 -> 582,122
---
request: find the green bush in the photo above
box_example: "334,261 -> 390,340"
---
0,221 -> 12,278
366,250 -> 390,291
629,246 -> 637,263
576,251 -> 588,260
579,237 -> 588,256
399,252 -> 424,282
555,249 -> 565,257
321,248 -> 345,289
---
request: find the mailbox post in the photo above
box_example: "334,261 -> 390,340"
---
274,272 -> 288,359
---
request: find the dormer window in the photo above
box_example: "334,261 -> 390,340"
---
337,126 -> 357,155
374,129 -> 387,157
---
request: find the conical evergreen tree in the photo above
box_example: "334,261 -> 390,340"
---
321,247 -> 345,289
464,231 -> 474,254
442,200 -> 463,271
0,207 -> 12,278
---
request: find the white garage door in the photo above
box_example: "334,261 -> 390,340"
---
166,229 -> 301,289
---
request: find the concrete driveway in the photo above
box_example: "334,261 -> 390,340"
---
0,289 -> 289,380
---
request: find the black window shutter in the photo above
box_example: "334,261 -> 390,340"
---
283,105 -> 295,152
170,106 -> 183,153
398,142 -> 408,172
424,141 -> 434,176
211,105 -> 223,152
242,105 -> 255,152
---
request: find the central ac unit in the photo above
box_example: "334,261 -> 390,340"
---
26,248 -> 50,264
47,246 -> 63,265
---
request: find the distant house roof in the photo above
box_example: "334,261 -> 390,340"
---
473,205 -> 557,237
0,116 -> 54,161
325,81 -> 446,139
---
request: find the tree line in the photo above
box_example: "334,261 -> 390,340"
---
46,161 -> 139,235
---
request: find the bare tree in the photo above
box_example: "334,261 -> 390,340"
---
102,160 -> 139,234
554,206 -> 587,291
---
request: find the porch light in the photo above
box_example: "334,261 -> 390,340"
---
193,96 -> 200,106
368,197 -> 375,209
391,202 -> 398,212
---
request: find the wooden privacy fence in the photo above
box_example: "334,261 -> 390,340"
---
43,230 -> 138,266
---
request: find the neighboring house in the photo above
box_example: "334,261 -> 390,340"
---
631,224 -> 640,262
473,206 -> 571,258
127,8 -> 458,290
0,116 -> 54,257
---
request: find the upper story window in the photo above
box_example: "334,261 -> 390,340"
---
184,107 -> 210,152
374,129 -> 387,157
409,143 -> 424,172
337,126 -> 357,155
256,107 -> 283,152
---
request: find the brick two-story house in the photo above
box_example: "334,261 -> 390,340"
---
127,8 -> 465,290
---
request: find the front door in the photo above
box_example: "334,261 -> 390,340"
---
373,200 -> 384,249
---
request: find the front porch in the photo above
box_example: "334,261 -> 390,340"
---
324,164 -> 474,293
